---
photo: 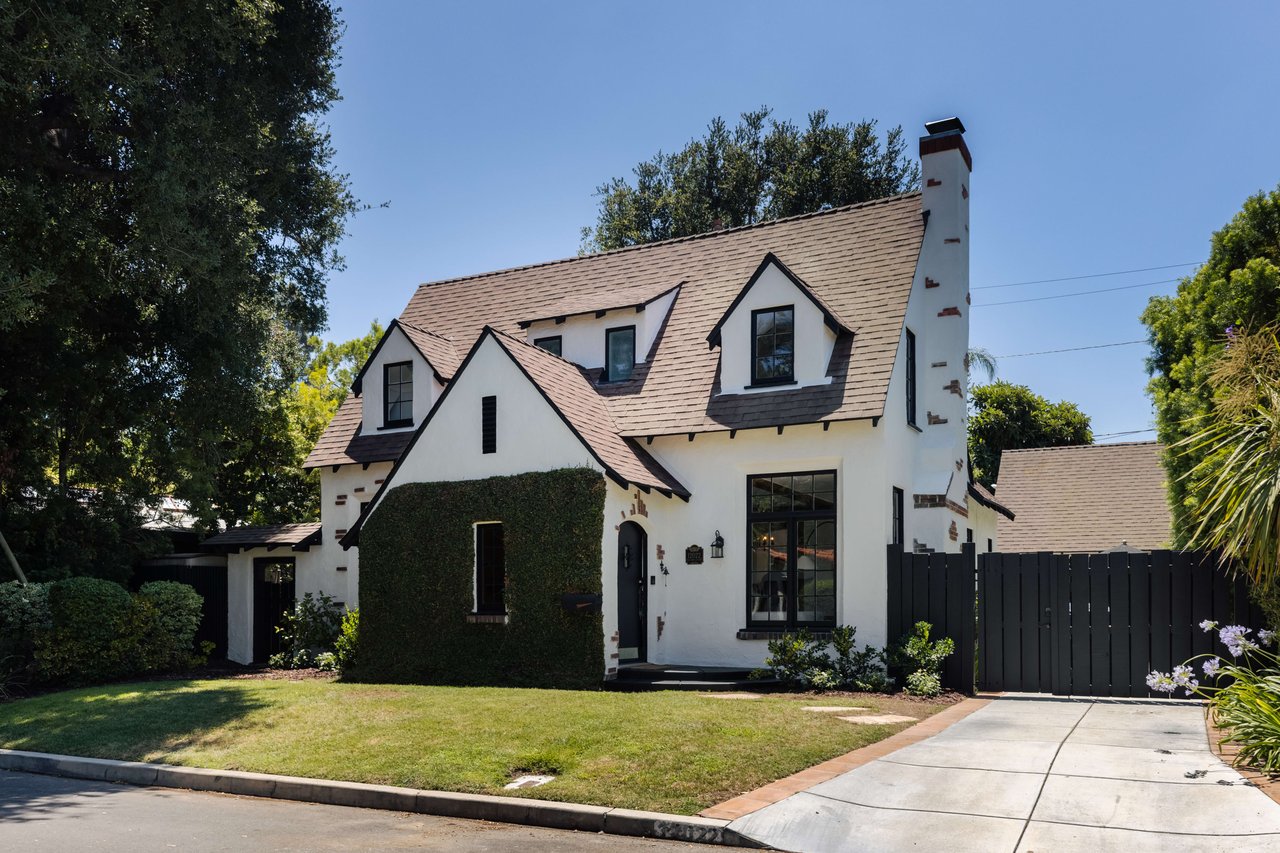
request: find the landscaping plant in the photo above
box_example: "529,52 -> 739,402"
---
894,621 -> 955,697
1147,620 -> 1280,774
331,607 -> 359,674
270,591 -> 344,669
756,625 -> 891,691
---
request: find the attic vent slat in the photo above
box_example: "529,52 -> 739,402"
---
482,396 -> 497,454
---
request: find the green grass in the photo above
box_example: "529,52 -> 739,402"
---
0,679 -> 944,814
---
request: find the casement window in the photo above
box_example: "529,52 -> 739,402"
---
905,328 -> 917,427
605,326 -> 636,382
384,361 -> 413,427
534,336 -> 562,356
751,306 -> 795,385
474,522 -> 505,615
747,471 -> 836,630
481,395 -> 497,454
892,487 -> 904,546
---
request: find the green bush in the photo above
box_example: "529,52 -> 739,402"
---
357,469 -> 605,688
756,625 -> 891,691
269,591 -> 343,669
134,581 -> 204,671
36,577 -> 134,683
0,581 -> 52,690
894,621 -> 955,696
332,608 -> 359,674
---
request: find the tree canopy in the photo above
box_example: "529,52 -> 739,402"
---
968,381 -> 1093,486
1142,185 -> 1280,543
0,1 -> 355,580
581,108 -> 919,253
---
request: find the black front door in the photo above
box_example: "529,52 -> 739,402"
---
617,522 -> 647,662
253,557 -> 296,664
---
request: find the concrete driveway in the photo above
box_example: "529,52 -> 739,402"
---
730,696 -> 1280,852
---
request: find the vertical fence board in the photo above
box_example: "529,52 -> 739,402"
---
959,544 -> 977,694
886,545 -> 903,647
1108,551 -> 1131,696
1148,551 -> 1173,679
1002,556 -> 1023,690
1170,553 -> 1193,668
1037,553 -> 1053,692
1128,552 -> 1151,697
1211,562 -> 1231,634
1069,554 -> 1092,695
1051,554 -> 1071,695
1190,553 -> 1216,659
977,555 -> 991,692
987,557 -> 1005,691
1019,555 -> 1040,691
927,553 -> 949,661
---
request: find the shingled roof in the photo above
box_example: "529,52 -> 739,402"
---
202,522 -> 321,552
302,394 -> 413,470
995,442 -> 1172,552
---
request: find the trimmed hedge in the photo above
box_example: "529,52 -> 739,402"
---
357,468 -> 606,688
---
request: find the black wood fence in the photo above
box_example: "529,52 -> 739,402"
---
887,545 -> 1264,697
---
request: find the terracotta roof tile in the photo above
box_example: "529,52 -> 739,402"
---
302,394 -> 412,470
995,442 -> 1172,552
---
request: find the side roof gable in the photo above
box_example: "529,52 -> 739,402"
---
705,252 -> 854,348
351,319 -> 460,393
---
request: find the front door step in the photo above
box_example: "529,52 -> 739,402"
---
607,664 -> 782,692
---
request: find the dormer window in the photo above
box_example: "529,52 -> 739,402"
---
534,336 -> 562,356
751,306 -> 795,385
605,326 -> 635,382
384,361 -> 413,427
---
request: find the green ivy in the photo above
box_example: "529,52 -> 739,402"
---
356,469 -> 606,688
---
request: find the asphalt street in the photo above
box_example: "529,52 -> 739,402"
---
0,770 -> 699,851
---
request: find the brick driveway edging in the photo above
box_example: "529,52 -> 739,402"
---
700,697 -> 991,820
0,748 -> 763,847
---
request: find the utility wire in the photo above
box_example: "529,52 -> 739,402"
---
1094,428 -> 1158,439
973,278 -> 1179,308
974,262 -> 1200,290
994,340 -> 1147,359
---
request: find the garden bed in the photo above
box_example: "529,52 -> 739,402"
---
0,678 -> 948,814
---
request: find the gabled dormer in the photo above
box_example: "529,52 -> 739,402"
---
519,283 -> 681,383
351,319 -> 459,436
706,253 -> 852,395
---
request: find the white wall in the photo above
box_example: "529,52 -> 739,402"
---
225,546 -> 320,664
360,326 -> 445,436
317,461 -> 393,608
716,262 -> 837,395
523,287 -> 678,370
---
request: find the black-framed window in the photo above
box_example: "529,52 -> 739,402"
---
475,522 -> 505,614
892,487 -> 904,546
605,326 -> 635,382
905,328 -> 917,426
751,306 -> 795,385
384,361 -> 413,427
481,395 -> 496,454
747,471 -> 836,629
534,336 -> 562,356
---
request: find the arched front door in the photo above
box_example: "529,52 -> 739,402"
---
617,521 -> 647,662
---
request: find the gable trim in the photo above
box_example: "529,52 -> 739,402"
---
705,252 -> 853,349
351,319 -> 453,393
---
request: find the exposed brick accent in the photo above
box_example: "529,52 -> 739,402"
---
925,277 -> 940,289
944,379 -> 963,396
926,178 -> 942,187
657,616 -> 665,640
944,237 -> 962,244
914,494 -> 947,509
938,306 -> 961,317
336,566 -> 348,572
931,361 -> 947,368
927,412 -> 948,425
966,292 -> 971,305
335,528 -> 347,537
949,521 -> 959,541
353,486 -> 366,494
962,184 -> 969,199
334,499 -> 346,506
374,478 -> 385,485
947,499 -> 969,518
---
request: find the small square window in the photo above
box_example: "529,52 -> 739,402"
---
605,326 -> 635,382
751,306 -> 795,385
383,361 -> 413,427
534,336 -> 562,356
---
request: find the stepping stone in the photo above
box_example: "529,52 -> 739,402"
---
701,692 -> 762,699
837,713 -> 917,725
802,706 -> 870,713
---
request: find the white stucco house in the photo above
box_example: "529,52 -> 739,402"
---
205,117 -> 1011,675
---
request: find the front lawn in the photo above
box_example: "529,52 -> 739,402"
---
0,678 -> 946,814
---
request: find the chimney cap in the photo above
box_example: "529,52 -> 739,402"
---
924,117 -> 965,135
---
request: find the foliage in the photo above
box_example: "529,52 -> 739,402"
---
967,347 -> 998,382
1142,185 -> 1280,543
968,381 -> 1093,485
894,621 -> 955,696
581,107 -> 919,252
1147,621 -> 1280,773
292,321 -> 384,451
269,591 -> 343,669
357,469 -> 607,688
36,577 -> 134,683
134,581 -> 205,671
332,608 -> 360,675
757,625 -> 891,691
0,0 -> 357,572
1174,328 -> 1280,596
0,581 -> 52,688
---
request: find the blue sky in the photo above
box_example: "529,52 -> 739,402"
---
320,0 -> 1278,441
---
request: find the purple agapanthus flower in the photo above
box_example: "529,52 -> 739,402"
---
1203,657 -> 1222,677
1146,670 -> 1177,694
1172,664 -> 1199,692
1259,629 -> 1276,648
1199,619 -> 1218,633
1219,625 -> 1255,657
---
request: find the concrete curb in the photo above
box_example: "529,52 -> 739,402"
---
0,748 -> 763,847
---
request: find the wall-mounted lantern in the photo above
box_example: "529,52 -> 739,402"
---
711,530 -> 724,559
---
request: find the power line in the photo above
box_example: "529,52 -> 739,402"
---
1094,428 -> 1157,439
974,262 -> 1200,291
973,278 -> 1179,308
994,340 -> 1147,359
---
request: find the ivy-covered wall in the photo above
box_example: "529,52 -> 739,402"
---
356,468 -> 606,687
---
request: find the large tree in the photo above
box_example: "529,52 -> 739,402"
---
582,108 -> 919,252
1142,185 -> 1280,543
0,1 -> 355,580
968,381 -> 1093,486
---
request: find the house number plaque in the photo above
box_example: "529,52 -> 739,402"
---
685,545 -> 704,564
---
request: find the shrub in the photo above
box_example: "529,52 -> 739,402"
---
760,629 -> 830,686
270,591 -> 343,669
332,608 -> 359,674
1148,620 -> 1280,773
36,576 -> 133,683
895,621 -> 955,696
757,625 -> 891,691
134,581 -> 204,671
830,625 -> 892,692
0,581 -> 52,692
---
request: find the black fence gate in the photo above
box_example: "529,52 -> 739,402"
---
887,545 -> 1265,697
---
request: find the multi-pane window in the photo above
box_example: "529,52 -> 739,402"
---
475,523 -> 505,614
748,472 -> 836,629
384,361 -> 413,427
751,306 -> 795,384
905,328 -> 917,426
534,336 -> 562,356
481,395 -> 497,454
892,487 -> 904,545
605,326 -> 635,382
